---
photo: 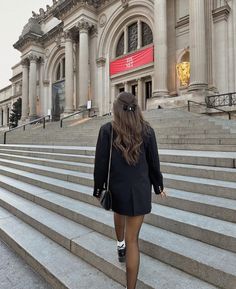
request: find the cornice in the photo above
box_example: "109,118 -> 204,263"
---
212,4 -> 230,23
10,73 -> 23,83
14,22 -> 63,52
175,15 -> 189,29
52,0 -> 117,19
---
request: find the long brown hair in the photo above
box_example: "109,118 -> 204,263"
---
112,91 -> 150,166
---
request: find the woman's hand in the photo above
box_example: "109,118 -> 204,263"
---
160,191 -> 167,197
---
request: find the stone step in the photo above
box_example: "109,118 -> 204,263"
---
0,144 -> 96,155
0,190 -> 219,289
0,207 -> 123,289
1,146 -> 236,167
160,143 -> 236,152
158,137 -> 236,145
1,159 -> 235,200
1,173 -> 236,253
0,186 -> 235,289
161,162 -> 236,182
0,152 -> 94,173
0,151 -> 236,183
157,188 -> 236,223
1,167 -> 236,225
0,148 -> 95,163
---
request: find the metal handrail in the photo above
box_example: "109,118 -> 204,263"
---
206,92 -> 236,107
187,100 -> 232,120
3,115 -> 50,144
60,109 -> 90,128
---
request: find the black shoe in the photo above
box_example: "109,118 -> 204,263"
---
117,246 -> 126,262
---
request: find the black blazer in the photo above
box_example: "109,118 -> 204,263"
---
93,122 -> 163,216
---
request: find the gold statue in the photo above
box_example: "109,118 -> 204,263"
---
176,61 -> 190,87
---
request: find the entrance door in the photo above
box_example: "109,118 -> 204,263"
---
145,81 -> 152,99
119,87 -> 125,93
131,84 -> 138,96
52,81 -> 65,121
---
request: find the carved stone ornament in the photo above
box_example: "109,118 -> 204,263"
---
96,57 -> 106,67
121,0 -> 129,8
99,14 -> 107,27
77,20 -> 91,32
91,25 -> 98,37
28,53 -> 39,62
21,58 -> 29,67
64,30 -> 73,40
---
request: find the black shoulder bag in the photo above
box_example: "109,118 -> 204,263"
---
99,125 -> 113,210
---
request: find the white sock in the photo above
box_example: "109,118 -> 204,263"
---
117,240 -> 125,248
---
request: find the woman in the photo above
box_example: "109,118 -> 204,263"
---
93,92 -> 166,289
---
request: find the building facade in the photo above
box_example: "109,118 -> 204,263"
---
0,0 -> 236,127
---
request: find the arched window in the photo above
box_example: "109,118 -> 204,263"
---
55,57 -> 65,81
116,33 -> 124,57
142,22 -> 153,47
128,22 -> 138,52
115,21 -> 153,57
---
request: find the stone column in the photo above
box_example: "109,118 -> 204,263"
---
137,78 -> 143,110
137,20 -> 142,49
124,81 -> 129,92
96,57 -> 106,115
28,54 -> 38,120
234,0 -> 236,91
21,59 -> 29,120
78,20 -> 90,107
64,31 -> 74,113
212,4 -> 230,93
39,58 -> 45,116
124,26 -> 128,54
12,83 -> 16,97
0,108 -> 3,126
3,106 -> 8,126
205,0 -> 216,92
153,0 -> 169,97
188,0 -> 207,91
90,25 -> 98,108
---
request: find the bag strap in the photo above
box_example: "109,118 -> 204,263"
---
106,123 -> 113,190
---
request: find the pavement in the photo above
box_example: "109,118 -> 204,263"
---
0,239 -> 52,289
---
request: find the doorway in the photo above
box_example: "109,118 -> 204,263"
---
52,80 -> 65,121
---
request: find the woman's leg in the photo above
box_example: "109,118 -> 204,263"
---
125,215 -> 144,289
114,212 -> 125,241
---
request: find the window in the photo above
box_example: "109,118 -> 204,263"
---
128,22 -> 138,52
55,57 -> 65,81
142,22 -> 153,47
115,21 -> 153,57
116,33 -> 124,57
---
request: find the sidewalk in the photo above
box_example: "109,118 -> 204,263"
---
0,239 -> 52,289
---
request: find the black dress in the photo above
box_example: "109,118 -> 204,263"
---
93,122 -> 163,216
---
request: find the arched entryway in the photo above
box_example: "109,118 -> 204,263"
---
52,57 -> 65,121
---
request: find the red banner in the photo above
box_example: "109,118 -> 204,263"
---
110,46 -> 154,76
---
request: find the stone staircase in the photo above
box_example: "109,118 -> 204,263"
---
1,108 -> 236,151
0,109 -> 236,289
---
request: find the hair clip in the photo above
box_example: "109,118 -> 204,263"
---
123,104 -> 136,112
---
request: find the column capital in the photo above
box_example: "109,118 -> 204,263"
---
77,20 -> 91,33
21,58 -> 29,67
90,25 -> 98,38
64,30 -> 73,41
28,53 -> 39,63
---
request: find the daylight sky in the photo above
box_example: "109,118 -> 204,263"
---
0,0 -> 51,89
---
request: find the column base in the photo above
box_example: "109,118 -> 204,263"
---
152,90 -> 169,98
29,115 -> 38,121
188,82 -> 208,92
64,108 -> 74,114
